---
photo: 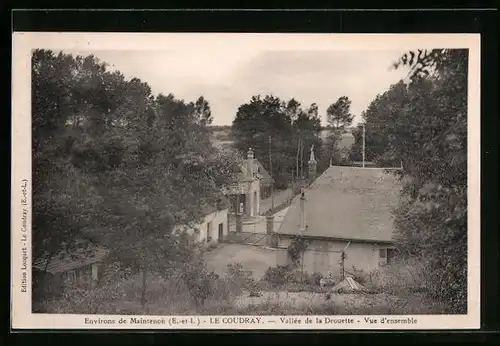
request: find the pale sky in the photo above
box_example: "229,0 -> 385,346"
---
65,49 -> 410,126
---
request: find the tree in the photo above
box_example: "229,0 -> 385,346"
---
231,95 -> 323,189
349,122 -> 364,162
326,96 -> 354,132
193,96 -> 213,126
360,49 -> 468,312
32,50 -> 131,263
32,50 -> 238,307
324,96 -> 355,167
349,81 -> 409,166
293,103 -> 323,179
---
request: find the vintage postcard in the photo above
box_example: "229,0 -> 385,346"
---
11,32 -> 480,330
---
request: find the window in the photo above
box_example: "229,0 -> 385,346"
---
379,248 -> 397,266
386,248 -> 397,264
379,249 -> 387,259
218,223 -> 224,240
66,270 -> 76,284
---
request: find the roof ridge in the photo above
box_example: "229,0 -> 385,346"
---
277,166 -> 402,242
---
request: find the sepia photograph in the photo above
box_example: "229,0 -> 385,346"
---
11,32 -> 480,329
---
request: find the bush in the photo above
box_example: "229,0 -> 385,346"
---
36,259 -> 254,315
287,236 -> 309,267
226,262 -> 258,292
283,282 -> 327,293
181,258 -> 225,307
37,263 -> 141,314
39,268 -> 237,315
306,272 -> 323,286
395,184 -> 467,315
262,266 -> 326,293
263,265 -> 294,286
347,266 -> 369,286
361,258 -> 434,297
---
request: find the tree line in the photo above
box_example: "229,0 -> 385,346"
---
230,95 -> 354,189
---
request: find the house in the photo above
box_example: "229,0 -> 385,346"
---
273,149 -> 402,278
252,159 -> 274,198
173,199 -> 230,244
216,143 -> 274,210
33,240 -> 108,299
223,148 -> 261,217
33,199 -> 230,299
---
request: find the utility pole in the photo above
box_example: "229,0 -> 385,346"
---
300,138 -> 304,180
362,123 -> 366,168
296,138 -> 300,182
269,136 -> 274,210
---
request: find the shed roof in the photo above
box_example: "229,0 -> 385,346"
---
277,166 -> 402,243
33,241 -> 109,275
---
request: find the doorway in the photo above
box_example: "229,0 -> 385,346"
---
206,221 -> 212,243
218,223 -> 224,241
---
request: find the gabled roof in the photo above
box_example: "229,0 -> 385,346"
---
277,166 -> 402,243
253,159 -> 274,183
238,158 -> 273,183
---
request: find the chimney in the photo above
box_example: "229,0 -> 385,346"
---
308,145 -> 317,183
247,147 -> 254,179
299,187 -> 307,232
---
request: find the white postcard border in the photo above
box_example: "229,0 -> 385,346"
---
11,32 -> 481,330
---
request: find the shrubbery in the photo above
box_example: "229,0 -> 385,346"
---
263,265 -> 294,286
226,262 -> 256,291
347,49 -> 468,314
393,183 -> 467,313
263,265 -> 325,292
36,260 -> 261,315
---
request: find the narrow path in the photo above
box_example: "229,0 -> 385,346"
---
260,188 -> 294,215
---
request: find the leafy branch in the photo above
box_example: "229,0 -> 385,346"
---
287,235 -> 310,267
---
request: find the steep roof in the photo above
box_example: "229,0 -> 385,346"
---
237,158 -> 273,183
252,159 -> 274,183
277,166 -> 402,243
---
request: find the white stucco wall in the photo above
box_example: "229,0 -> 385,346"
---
247,179 -> 260,216
174,208 -> 229,244
276,236 -> 392,277
223,179 -> 260,217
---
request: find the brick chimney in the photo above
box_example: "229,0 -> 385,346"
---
308,145 -> 317,183
247,147 -> 254,179
299,187 -> 307,232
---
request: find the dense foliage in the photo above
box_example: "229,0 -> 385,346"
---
231,96 -> 325,188
350,49 -> 468,312
32,50 -> 239,303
